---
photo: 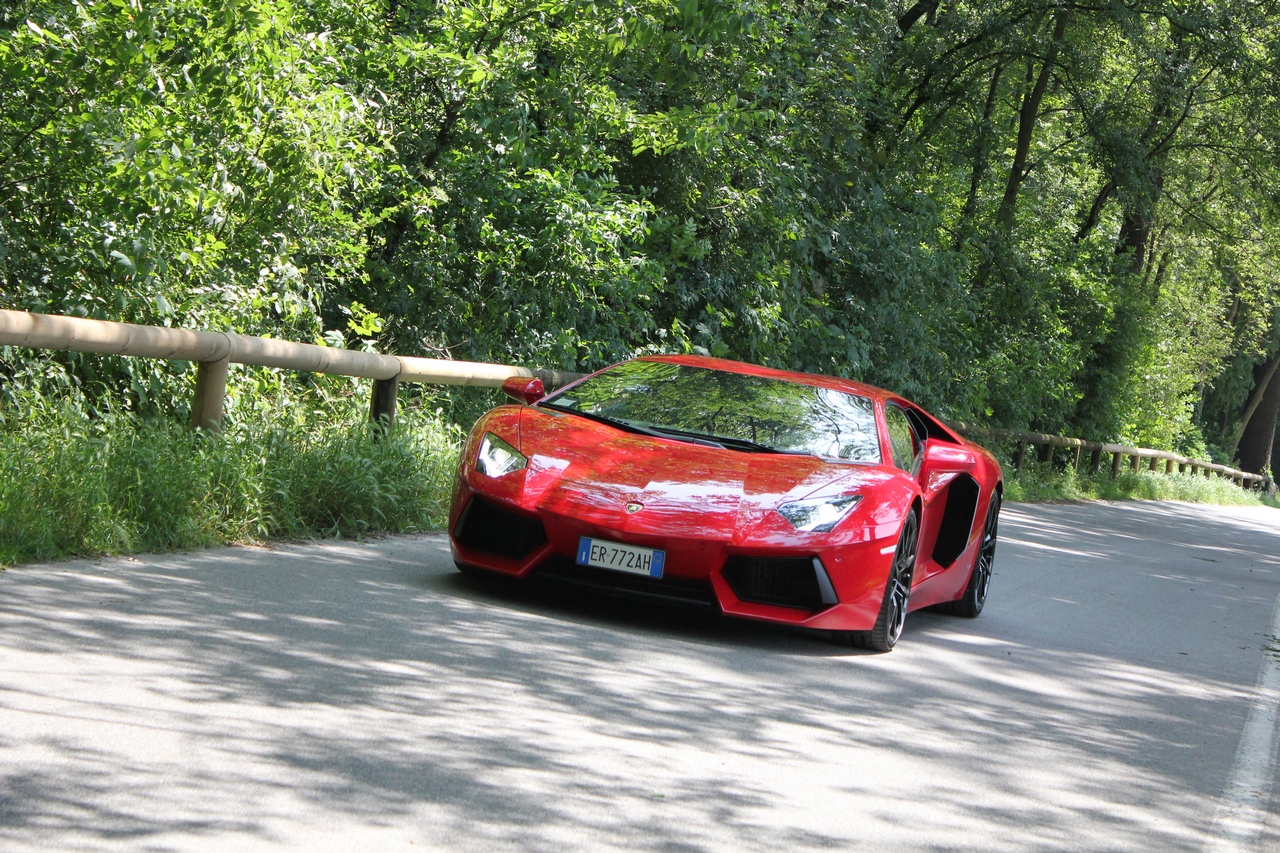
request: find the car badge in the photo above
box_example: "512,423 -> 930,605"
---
625,501 -> 643,514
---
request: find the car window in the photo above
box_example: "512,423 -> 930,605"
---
885,405 -> 920,472
540,360 -> 882,462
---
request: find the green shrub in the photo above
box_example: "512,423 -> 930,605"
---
0,398 -> 462,567
1004,462 -> 1277,508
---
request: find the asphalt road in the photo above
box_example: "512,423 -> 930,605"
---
1,500 -> 1279,852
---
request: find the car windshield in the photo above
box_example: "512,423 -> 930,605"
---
540,360 -> 881,462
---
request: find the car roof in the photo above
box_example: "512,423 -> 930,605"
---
636,354 -> 893,403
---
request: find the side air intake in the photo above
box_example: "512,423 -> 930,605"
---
931,475 -> 980,568
455,496 -> 546,560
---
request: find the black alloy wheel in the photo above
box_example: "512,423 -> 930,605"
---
840,508 -> 919,653
937,492 -> 1000,618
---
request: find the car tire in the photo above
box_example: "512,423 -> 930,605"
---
936,492 -> 999,618
838,508 -> 919,653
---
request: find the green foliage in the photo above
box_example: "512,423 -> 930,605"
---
3,0 -> 1280,473
0,390 -> 461,567
1004,463 -> 1277,509
0,0 -> 386,409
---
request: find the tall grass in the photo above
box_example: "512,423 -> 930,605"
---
0,398 -> 462,567
1004,462 -> 1279,508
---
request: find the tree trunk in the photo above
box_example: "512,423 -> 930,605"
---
970,12 -> 1067,290
1238,352 -> 1280,474
953,61 -> 1005,248
1074,179 -> 1114,241
1114,171 -> 1163,275
1273,416 -> 1280,480
897,0 -> 940,36
995,10 -> 1069,230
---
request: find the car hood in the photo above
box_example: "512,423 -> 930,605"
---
515,407 -> 895,539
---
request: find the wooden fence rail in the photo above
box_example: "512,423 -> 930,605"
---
0,309 -> 581,429
946,421 -> 1276,496
1,309 -> 1273,496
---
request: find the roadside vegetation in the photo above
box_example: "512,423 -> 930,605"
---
0,379 -> 462,567
1005,465 -> 1280,508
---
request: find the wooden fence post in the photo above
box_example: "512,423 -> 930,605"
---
1072,446 -> 1082,471
190,357 -> 230,431
1040,443 -> 1054,465
1090,448 -> 1102,474
1130,454 -> 1140,472
1165,459 -> 1175,474
1148,457 -> 1158,472
1111,452 -> 1123,479
369,376 -> 400,436
1013,442 -> 1026,472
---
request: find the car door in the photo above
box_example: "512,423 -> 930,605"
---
883,404 -> 931,582
887,402 -> 963,586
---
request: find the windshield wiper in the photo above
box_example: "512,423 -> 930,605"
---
539,405 -> 815,454
539,405 -> 726,446
642,426 -> 812,455
539,404 -> 657,436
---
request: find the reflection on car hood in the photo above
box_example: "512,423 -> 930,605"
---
517,407 -> 894,538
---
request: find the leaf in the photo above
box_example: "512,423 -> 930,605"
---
109,251 -> 136,273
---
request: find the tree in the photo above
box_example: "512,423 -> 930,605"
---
1236,350 -> 1280,474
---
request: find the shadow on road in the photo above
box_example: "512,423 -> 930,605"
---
0,500 -> 1277,851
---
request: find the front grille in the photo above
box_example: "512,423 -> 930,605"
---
722,557 -> 824,610
536,557 -> 718,608
455,496 -> 546,560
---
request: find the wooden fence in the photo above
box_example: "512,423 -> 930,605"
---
1,309 -> 1273,496
946,421 -> 1275,496
0,309 -> 582,429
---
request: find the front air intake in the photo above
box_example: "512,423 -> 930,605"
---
455,496 -> 546,560
722,557 -> 827,610
536,557 -> 717,608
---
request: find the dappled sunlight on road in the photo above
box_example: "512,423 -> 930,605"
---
1,500 -> 1279,851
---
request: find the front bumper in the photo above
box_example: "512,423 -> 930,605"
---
449,484 -> 899,632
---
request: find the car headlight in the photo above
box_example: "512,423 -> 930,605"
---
476,432 -> 527,477
777,495 -> 862,532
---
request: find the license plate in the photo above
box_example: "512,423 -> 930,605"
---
576,537 -> 665,578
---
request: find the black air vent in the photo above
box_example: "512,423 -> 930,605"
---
536,558 -> 717,608
931,475 -> 980,568
722,557 -> 824,610
455,496 -> 546,560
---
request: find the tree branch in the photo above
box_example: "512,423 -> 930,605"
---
995,9 -> 1069,229
1074,179 -> 1114,242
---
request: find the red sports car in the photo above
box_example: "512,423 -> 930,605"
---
449,355 -> 1002,651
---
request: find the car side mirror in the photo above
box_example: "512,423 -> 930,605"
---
501,376 -> 546,406
921,440 -> 976,475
